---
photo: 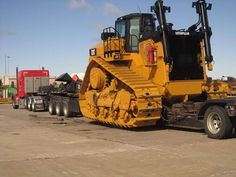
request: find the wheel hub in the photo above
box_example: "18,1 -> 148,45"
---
207,112 -> 222,134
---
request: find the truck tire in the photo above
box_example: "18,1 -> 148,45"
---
204,106 -> 233,139
12,102 -> 19,109
32,103 -> 36,112
49,102 -> 56,115
56,103 -> 63,116
27,102 -> 32,111
232,128 -> 236,138
63,103 -> 72,118
24,99 -> 28,109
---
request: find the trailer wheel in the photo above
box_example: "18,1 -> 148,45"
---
204,106 -> 233,139
56,103 -> 63,116
231,118 -> 236,138
49,102 -> 56,115
63,103 -> 72,118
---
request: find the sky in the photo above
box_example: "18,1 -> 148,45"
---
0,0 -> 235,79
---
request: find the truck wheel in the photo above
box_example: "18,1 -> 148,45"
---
204,106 -> 233,139
27,102 -> 32,111
56,103 -> 63,116
12,102 -> 19,109
232,128 -> 236,138
24,99 -> 28,109
32,103 -> 36,112
49,102 -> 56,115
63,103 -> 72,118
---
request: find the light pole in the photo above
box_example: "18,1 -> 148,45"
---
4,55 -> 11,98
7,57 -> 13,76
5,55 -> 10,77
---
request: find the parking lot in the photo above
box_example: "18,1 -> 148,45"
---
0,104 -> 236,177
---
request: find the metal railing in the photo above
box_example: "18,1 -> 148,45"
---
102,27 -> 121,58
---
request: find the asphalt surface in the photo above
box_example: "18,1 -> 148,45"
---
0,104 -> 236,177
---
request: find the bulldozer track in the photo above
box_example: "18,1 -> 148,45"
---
79,57 -> 162,128
93,57 -> 160,96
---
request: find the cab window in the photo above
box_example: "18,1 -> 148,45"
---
116,20 -> 126,38
129,18 -> 140,51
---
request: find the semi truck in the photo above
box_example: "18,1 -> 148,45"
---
12,68 -> 81,116
12,67 -> 49,111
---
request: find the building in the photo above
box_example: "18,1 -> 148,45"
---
2,76 -> 17,87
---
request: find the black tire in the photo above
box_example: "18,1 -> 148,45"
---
56,102 -> 63,116
231,118 -> 236,138
24,99 -> 28,109
63,103 -> 72,118
49,102 -> 56,115
27,102 -> 32,111
12,102 -> 19,109
232,128 -> 236,138
32,103 -> 36,112
204,106 -> 233,139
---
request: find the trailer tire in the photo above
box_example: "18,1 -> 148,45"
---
63,103 -> 72,118
49,102 -> 56,115
231,118 -> 236,138
56,103 -> 63,116
204,106 -> 233,139
232,128 -> 236,138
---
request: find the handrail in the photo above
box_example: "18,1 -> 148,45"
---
102,27 -> 121,58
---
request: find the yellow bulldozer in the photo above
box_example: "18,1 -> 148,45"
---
79,0 -> 236,139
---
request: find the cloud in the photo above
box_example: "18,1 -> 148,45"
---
0,29 -> 15,37
103,3 -> 124,17
67,0 -> 92,9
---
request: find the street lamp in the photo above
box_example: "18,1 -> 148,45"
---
7,57 -> 13,76
5,55 -> 11,77
3,55 -> 11,99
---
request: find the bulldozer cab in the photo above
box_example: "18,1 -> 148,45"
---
115,13 -> 155,52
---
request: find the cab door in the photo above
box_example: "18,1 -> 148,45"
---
126,18 -> 140,52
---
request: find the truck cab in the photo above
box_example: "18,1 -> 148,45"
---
12,68 -> 49,110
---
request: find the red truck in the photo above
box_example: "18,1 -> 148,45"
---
12,67 -> 49,110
